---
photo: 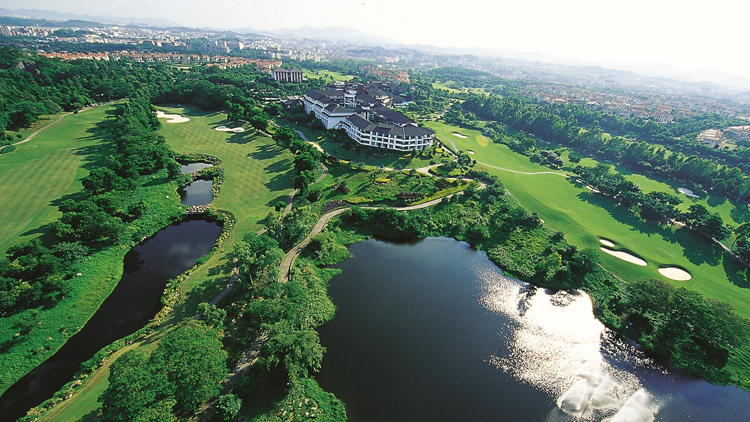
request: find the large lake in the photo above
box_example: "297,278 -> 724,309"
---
317,237 -> 750,421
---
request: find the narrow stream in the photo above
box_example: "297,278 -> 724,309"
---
0,217 -> 222,421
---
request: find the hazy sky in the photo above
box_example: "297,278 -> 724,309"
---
3,0 -> 749,79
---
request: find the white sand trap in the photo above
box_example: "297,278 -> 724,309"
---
599,238 -> 615,248
658,267 -> 692,281
453,132 -> 468,138
156,110 -> 190,123
600,247 -> 647,266
467,150 -> 475,154
215,125 -> 246,133
678,187 -> 699,198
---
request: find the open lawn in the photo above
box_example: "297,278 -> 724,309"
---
427,120 -> 750,320
0,106 -> 115,252
570,152 -> 750,230
432,81 -> 489,95
157,105 -> 295,244
304,70 -> 354,82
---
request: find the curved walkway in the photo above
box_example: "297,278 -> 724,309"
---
0,103 -> 116,154
0,113 -> 71,153
476,161 -> 569,177
278,195 -> 454,282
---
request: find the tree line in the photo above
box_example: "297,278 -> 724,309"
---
460,94 -> 750,202
572,164 -> 732,240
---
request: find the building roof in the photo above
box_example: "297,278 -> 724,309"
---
272,68 -> 303,73
372,106 -> 415,126
345,115 -> 434,138
355,92 -> 380,105
305,89 -> 344,101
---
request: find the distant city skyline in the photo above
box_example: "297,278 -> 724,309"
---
2,0 -> 749,82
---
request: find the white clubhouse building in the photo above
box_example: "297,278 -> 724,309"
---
302,89 -> 434,151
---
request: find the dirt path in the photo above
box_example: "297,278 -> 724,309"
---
192,332 -> 268,422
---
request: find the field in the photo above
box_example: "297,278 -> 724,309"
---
39,106 -> 296,420
303,69 -> 354,82
157,105 -> 295,243
0,107 -> 113,251
432,81 -> 489,94
424,120 -> 750,320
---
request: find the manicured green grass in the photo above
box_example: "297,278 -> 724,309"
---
432,81 -> 488,94
158,106 -> 295,245
427,120 -> 750,320
570,152 -> 750,229
0,106 -> 115,251
2,113 -> 65,146
303,70 -> 354,82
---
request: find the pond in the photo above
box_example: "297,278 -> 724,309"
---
178,180 -> 213,206
316,237 -> 750,421
0,217 -> 222,420
180,162 -> 213,174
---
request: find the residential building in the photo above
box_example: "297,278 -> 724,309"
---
724,125 -> 750,141
698,129 -> 725,148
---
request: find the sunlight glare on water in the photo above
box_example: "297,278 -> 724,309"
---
475,263 -> 659,421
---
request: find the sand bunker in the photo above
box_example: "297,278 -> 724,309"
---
467,150 -> 475,155
678,188 -> 699,198
600,247 -> 647,266
215,125 -> 246,133
156,110 -> 190,123
598,238 -> 615,248
658,267 -> 692,281
453,132 -> 468,138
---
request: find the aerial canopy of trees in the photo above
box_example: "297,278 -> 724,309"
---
100,320 -> 228,420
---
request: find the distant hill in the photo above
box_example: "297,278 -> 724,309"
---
250,25 -> 397,46
0,8 -> 180,27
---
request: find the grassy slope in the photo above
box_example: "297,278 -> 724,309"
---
41,106 -> 296,421
425,120 -> 750,320
303,70 -> 353,82
0,107 -> 112,251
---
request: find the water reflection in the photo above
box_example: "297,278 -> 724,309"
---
317,237 -> 750,422
179,162 -> 213,173
178,179 -> 213,206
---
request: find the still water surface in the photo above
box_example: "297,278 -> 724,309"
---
317,237 -> 750,421
0,217 -> 222,421
180,162 -> 213,174
178,180 -> 213,206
